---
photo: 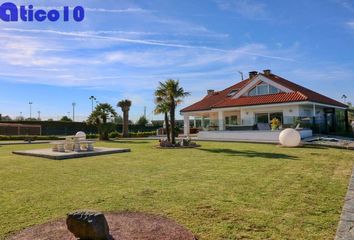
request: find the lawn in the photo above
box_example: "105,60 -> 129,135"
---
0,140 -> 354,239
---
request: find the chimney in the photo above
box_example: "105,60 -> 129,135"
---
207,89 -> 214,95
263,69 -> 271,76
249,71 -> 258,79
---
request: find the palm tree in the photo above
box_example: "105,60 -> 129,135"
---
154,100 -> 171,142
87,103 -> 117,140
155,79 -> 190,144
117,99 -> 132,138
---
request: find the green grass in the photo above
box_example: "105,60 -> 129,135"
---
0,140 -> 353,239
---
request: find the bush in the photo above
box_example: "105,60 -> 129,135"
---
108,131 -> 156,139
86,134 -> 99,139
109,131 -> 120,139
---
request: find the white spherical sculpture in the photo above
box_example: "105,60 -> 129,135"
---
279,128 -> 301,147
75,131 -> 86,140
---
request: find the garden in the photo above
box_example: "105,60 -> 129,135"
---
1,140 -> 354,239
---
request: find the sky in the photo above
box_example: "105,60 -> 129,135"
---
0,0 -> 354,122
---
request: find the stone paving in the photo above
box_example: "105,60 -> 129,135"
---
12,147 -> 130,160
335,166 -> 354,240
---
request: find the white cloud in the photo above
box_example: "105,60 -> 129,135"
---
347,21 -> 354,28
215,0 -> 267,19
1,28 -> 294,63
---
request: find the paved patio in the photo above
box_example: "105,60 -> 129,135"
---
12,147 -> 130,160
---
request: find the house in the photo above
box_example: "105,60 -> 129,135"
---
180,70 -> 349,139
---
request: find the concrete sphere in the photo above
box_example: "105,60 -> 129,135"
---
279,128 -> 301,147
75,131 -> 86,140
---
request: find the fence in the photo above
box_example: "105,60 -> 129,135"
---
0,123 -> 41,136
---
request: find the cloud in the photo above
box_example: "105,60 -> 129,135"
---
39,6 -> 150,13
1,28 -> 294,62
335,0 -> 354,12
347,21 -> 354,28
215,0 -> 267,19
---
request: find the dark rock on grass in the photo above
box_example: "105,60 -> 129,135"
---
66,211 -> 111,240
7,212 -> 197,240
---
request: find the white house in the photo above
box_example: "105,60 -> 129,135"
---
180,70 -> 348,141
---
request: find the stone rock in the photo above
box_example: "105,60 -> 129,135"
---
66,211 -> 111,240
159,139 -> 173,147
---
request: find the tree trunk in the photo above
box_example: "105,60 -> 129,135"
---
170,103 -> 176,144
123,110 -> 129,138
164,112 -> 171,142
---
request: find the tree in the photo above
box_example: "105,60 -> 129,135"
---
155,79 -> 190,144
1,115 -> 12,121
136,115 -> 148,126
60,116 -> 72,122
154,101 -> 171,142
348,102 -> 353,109
15,116 -> 24,121
87,103 -> 117,140
113,115 -> 123,124
117,99 -> 132,138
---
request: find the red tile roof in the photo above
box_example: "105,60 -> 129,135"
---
180,72 -> 347,112
213,92 -> 307,108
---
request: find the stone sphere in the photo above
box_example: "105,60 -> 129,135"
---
75,131 -> 86,140
279,128 -> 301,147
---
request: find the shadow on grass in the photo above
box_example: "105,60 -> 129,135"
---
113,140 -> 151,144
301,144 -> 329,150
198,148 -> 298,160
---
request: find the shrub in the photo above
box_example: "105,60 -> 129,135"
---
86,134 -> 99,139
108,131 -> 156,139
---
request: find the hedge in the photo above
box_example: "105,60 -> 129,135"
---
0,121 -> 161,136
0,135 -> 63,141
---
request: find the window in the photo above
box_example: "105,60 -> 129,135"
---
269,85 -> 280,94
257,84 -> 268,95
255,113 -> 269,123
225,115 -> 238,125
248,83 -> 282,96
255,112 -> 283,124
248,87 -> 257,96
227,89 -> 238,97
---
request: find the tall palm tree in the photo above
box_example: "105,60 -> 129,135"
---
117,99 -> 132,138
87,103 -> 117,140
154,100 -> 171,142
155,79 -> 190,144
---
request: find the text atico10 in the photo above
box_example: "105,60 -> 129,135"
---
0,2 -> 85,22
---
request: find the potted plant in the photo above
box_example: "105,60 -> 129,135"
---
271,117 -> 280,131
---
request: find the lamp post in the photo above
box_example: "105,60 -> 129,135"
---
37,111 -> 41,120
72,102 -> 76,121
89,96 -> 96,112
29,102 -> 33,119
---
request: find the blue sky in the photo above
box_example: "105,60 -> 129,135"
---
0,0 -> 354,121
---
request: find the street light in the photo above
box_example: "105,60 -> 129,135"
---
89,96 -> 96,112
29,102 -> 33,119
37,111 -> 41,120
72,102 -> 76,121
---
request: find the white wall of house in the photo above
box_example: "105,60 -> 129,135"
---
240,105 -> 300,125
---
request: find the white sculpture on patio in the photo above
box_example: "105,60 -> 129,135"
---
51,132 -> 95,152
279,128 -> 301,147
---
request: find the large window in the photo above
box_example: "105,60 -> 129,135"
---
255,113 -> 269,123
225,115 -> 238,125
255,112 -> 283,124
248,83 -> 282,96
